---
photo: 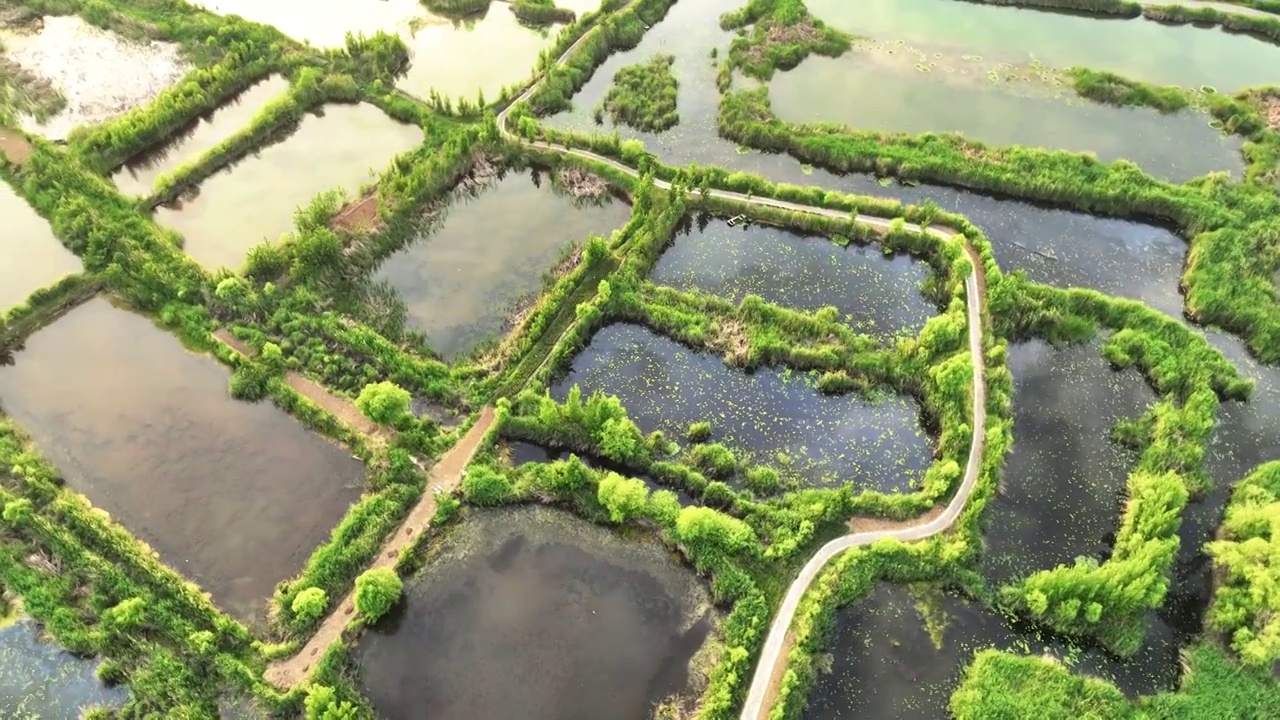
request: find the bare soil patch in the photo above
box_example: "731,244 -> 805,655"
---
757,630 -> 797,720
331,191 -> 381,233
264,406 -> 497,689
0,126 -> 31,163
555,165 -> 609,201
1262,95 -> 1280,131
848,503 -> 946,535
746,20 -> 824,66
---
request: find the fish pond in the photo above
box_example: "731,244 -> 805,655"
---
805,0 -> 1280,90
550,323 -> 934,490
187,0 -> 422,49
0,180 -> 81,312
0,616 -> 127,717
111,74 -> 291,198
355,505 -> 713,720
0,299 -> 364,624
651,215 -> 938,342
155,102 -> 422,270
372,167 -> 630,360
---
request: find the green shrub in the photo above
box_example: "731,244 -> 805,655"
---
686,421 -> 712,443
354,568 -> 403,623
356,381 -> 412,426
744,465 -> 782,495
462,465 -> 516,506
597,472 -> 650,523
291,587 -> 329,624
689,442 -> 736,478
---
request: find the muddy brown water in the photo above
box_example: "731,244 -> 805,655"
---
372,167 -> 630,360
154,102 -> 422,270
0,179 -> 81,313
355,505 -> 711,720
110,74 -> 291,198
0,299 -> 364,624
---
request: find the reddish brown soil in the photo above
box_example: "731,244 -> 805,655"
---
331,192 -> 381,233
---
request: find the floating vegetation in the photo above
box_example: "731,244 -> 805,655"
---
961,54 -> 983,62
916,64 -> 931,73
735,145 -> 751,155
876,177 -> 893,187
800,163 -> 814,175
1208,119 -> 1225,130
1201,84 -> 1217,95
944,66 -> 955,73
933,52 -> 942,59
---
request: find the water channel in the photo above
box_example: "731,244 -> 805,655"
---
0,179 -> 81,312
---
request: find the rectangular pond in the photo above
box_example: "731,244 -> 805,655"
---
651,215 -> 939,342
110,74 -> 291,198
372,166 -> 631,360
154,102 -> 422,270
767,48 -> 1244,183
0,299 -> 365,624
807,0 -> 1280,90
551,323 -> 934,490
0,179 -> 81,312
355,505 -> 711,720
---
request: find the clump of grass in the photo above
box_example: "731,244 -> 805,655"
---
596,53 -> 679,132
0,44 -> 66,126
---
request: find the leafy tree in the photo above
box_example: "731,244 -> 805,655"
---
598,473 -> 649,523
354,568 -> 403,623
675,506 -> 755,559
291,587 -> 328,624
597,416 -> 645,465
356,381 -> 411,425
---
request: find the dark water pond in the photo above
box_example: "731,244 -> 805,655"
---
0,299 -> 364,624
373,167 -> 630,360
0,617 -> 127,717
550,323 -> 934,490
0,180 -> 82,313
651,216 -> 937,342
355,505 -> 711,720
111,74 -> 291,198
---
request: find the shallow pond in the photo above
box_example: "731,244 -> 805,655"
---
372,167 -> 630,360
806,0 -> 1280,90
0,180 -> 81,312
0,617 -> 127,716
981,339 -> 1155,586
768,49 -> 1242,183
0,299 -> 364,624
550,323 -> 934,490
355,505 -> 711,720
803,582 -> 1182,719
111,74 -> 291,197
188,0 -> 422,49
154,102 -> 422,270
651,215 -> 938,341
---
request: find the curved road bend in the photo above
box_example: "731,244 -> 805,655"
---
498,15 -> 990,720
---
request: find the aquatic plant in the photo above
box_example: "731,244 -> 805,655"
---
599,53 -> 680,132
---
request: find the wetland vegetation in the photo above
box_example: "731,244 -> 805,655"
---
0,0 -> 1277,717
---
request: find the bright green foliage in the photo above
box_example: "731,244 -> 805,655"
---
744,466 -> 782,495
686,421 -> 712,443
1206,462 -> 1280,667
463,465 -> 516,506
291,587 -> 329,624
354,568 -> 403,623
1,498 -> 33,525
304,684 -> 360,720
599,54 -> 679,132
674,506 -> 756,559
646,489 -> 681,528
950,649 -> 1132,719
720,0 -> 852,81
356,381 -> 412,425
597,472 -> 650,523
689,443 -> 737,478
597,416 -> 646,465
103,597 -> 146,631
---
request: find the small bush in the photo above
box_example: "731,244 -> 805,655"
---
686,421 -> 712,443
291,587 -> 328,624
354,568 -> 403,623
356,381 -> 412,425
690,443 -> 737,478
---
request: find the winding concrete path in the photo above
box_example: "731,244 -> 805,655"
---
497,12 -> 990,720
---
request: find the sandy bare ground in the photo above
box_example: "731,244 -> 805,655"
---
2,16 -> 190,140
263,405 -> 497,688
0,127 -> 31,163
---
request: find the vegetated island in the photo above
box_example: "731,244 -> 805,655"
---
595,53 -> 680,132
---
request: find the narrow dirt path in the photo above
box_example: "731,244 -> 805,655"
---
264,405 -> 496,688
1136,0 -> 1280,21
496,14 -> 992,720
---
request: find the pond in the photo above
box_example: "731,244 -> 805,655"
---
550,323 -> 934,490
768,48 -> 1243,183
0,617 -> 128,716
0,299 -> 365,624
111,74 -> 291,198
355,505 -> 712,720
188,0 -> 422,49
372,167 -> 630,360
0,179 -> 81,312
651,214 -> 938,342
806,0 -> 1280,90
154,102 -> 422,270
803,582 -> 1182,719
981,339 -> 1155,586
